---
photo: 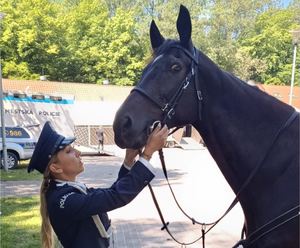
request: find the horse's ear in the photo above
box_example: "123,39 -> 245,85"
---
150,20 -> 165,50
176,5 -> 192,49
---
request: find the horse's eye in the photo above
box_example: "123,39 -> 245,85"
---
171,64 -> 181,71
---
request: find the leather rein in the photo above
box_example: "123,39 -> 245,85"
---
132,45 -> 300,247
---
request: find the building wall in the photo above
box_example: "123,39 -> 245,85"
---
257,84 -> 299,109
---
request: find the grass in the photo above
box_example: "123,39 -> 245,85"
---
1,160 -> 41,181
0,196 -> 41,248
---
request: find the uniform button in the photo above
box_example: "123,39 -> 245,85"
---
144,180 -> 149,184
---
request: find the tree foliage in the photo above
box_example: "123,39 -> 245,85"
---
1,0 -> 64,79
239,7 -> 300,85
0,0 -> 298,86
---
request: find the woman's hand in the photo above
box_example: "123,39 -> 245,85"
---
142,123 -> 168,161
124,149 -> 140,167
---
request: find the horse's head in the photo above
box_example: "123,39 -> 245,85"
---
113,5 -> 200,149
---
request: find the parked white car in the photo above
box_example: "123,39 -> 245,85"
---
0,127 -> 36,169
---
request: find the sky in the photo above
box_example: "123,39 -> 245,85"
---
281,0 -> 292,7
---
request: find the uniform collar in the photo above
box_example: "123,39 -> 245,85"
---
55,179 -> 87,193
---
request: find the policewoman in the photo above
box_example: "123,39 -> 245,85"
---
28,121 -> 168,248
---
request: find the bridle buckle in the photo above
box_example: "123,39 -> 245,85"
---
162,104 -> 169,112
183,79 -> 190,89
167,108 -> 175,119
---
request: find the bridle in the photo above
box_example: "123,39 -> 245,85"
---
132,45 -> 203,125
131,44 -> 300,247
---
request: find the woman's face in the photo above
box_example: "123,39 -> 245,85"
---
55,145 -> 84,178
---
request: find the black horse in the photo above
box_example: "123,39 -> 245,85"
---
113,5 -> 299,248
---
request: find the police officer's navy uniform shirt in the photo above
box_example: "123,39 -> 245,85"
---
46,160 -> 155,248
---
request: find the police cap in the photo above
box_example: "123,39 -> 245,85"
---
28,121 -> 75,174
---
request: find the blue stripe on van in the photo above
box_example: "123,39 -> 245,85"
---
4,96 -> 74,104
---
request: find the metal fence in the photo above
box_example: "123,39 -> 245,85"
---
74,125 -> 203,148
74,125 -> 115,147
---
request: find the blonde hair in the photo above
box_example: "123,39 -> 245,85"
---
40,155 -> 58,248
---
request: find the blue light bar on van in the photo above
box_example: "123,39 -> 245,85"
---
3,95 -> 74,104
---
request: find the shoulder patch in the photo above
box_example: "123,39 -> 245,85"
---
59,192 -> 75,209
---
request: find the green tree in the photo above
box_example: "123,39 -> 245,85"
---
59,0 -> 109,83
1,0 -> 297,86
97,8 -> 146,85
200,0 -> 279,72
240,7 -> 300,85
61,0 -> 145,85
234,47 -> 267,81
0,0 -> 65,80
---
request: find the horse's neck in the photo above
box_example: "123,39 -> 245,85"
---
193,64 -> 295,215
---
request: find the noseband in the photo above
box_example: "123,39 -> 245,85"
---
131,45 -> 202,124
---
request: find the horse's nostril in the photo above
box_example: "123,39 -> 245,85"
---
122,116 -> 132,131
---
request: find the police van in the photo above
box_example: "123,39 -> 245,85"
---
0,126 -> 36,169
1,90 -> 75,169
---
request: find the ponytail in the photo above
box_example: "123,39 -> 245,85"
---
40,158 -> 56,248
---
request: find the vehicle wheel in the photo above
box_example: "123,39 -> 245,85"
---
1,152 -> 19,169
168,141 -> 175,148
165,141 -> 175,148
